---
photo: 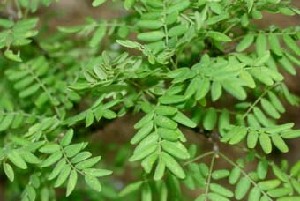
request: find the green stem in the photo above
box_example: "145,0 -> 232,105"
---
184,151 -> 215,166
219,152 -> 273,201
205,154 -> 216,201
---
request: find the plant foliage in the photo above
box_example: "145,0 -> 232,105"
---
0,0 -> 300,200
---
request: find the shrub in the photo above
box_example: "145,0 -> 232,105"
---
0,0 -> 300,200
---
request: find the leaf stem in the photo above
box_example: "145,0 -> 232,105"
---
205,154 -> 216,201
184,151 -> 215,166
219,152 -> 273,201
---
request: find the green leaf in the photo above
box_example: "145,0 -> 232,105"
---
0,115 -> 14,131
240,70 -> 255,88
158,128 -> 180,140
207,193 -> 230,201
229,167 -> 241,185
282,34 -> 300,56
272,165 -> 289,182
161,152 -> 185,179
137,20 -> 163,29
207,31 -> 232,41
168,0 -> 190,13
235,176 -> 251,200
159,95 -> 185,104
281,130 -> 300,138
247,114 -> 260,128
199,163 -> 209,176
161,141 -> 190,160
210,183 -> 234,197
41,188 -> 50,201
257,159 -> 268,180
93,66 -> 107,80
141,153 -> 158,174
7,151 -> 27,169
236,33 -> 255,52
277,197 -> 300,201
0,19 -> 14,27
219,109 -> 230,136
39,144 -> 61,153
141,184 -> 152,201
83,168 -> 112,177
55,165 -> 71,187
259,133 -> 272,154
250,68 -> 274,86
4,49 -> 22,62
211,81 -> 222,101
75,156 -> 102,169
248,187 -> 260,201
268,34 -> 282,56
290,161 -> 300,176
169,25 -> 188,37
155,115 -> 177,130
86,109 -> 94,127
89,26 -> 106,47
21,152 -> 41,164
19,84 -> 40,98
258,179 -> 281,191
267,123 -> 294,133
279,56 -> 296,75
64,143 -> 86,158
48,159 -> 66,180
222,81 -> 246,100
57,26 -> 81,33
71,152 -> 92,163
267,92 -> 285,114
185,78 -> 199,98
245,0 -> 254,12
154,158 -> 166,181
285,52 -> 300,65
271,134 -> 289,153
160,182 -> 168,201
256,32 -> 267,56
4,163 -> 14,182
134,113 -> 154,129
195,195 -> 206,201
228,126 -> 248,145
131,121 -> 154,144
212,169 -> 229,180
117,40 -> 140,49
102,109 -> 116,119
119,181 -> 143,197
124,0 -> 135,10
66,170 -> 78,197
195,78 -> 210,100
85,175 -> 102,192
137,31 -> 165,42
26,185 -> 36,201
261,98 -> 280,119
92,0 -> 107,7
267,187 -> 291,197
291,178 -> 300,194
61,130 -> 74,146
172,111 -> 196,128
130,143 -> 157,161
203,108 -> 217,130
255,51 -> 271,66
155,106 -> 177,116
253,107 -> 268,126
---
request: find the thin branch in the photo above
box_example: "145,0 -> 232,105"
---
184,151 -> 215,166
205,154 -> 216,201
219,152 -> 273,201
